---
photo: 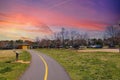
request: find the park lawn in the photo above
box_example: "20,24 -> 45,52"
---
0,50 -> 31,80
38,49 -> 120,80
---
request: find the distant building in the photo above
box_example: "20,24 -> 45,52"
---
0,40 -> 34,50
18,44 -> 30,50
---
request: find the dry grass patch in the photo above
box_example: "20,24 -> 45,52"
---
0,50 -> 15,62
15,60 -> 30,64
78,49 -> 119,53
0,50 -> 31,80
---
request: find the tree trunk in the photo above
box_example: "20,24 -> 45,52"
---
119,43 -> 120,53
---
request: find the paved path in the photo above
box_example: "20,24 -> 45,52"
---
20,50 -> 71,80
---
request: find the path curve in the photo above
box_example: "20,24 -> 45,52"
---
20,50 -> 71,80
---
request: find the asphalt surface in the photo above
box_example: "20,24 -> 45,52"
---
20,50 -> 71,80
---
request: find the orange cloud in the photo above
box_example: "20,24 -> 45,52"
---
0,5 -> 108,40
0,12 -> 53,34
20,37 -> 33,41
1,2 -> 107,31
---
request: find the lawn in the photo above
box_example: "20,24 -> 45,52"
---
38,49 -> 120,80
0,50 -> 31,80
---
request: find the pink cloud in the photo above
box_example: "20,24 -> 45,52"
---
2,1 -> 106,31
1,0 -> 118,40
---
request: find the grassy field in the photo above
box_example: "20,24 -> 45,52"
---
38,49 -> 120,80
0,50 -> 31,80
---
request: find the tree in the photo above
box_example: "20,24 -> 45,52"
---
105,22 -> 120,52
106,26 -> 117,38
105,25 -> 120,46
75,33 -> 88,46
61,28 -> 65,47
35,37 -> 40,48
118,23 -> 120,53
53,32 -> 62,48
60,28 -> 69,48
70,30 -> 77,46
16,40 -> 23,43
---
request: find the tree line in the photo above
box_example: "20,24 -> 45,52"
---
36,21 -> 120,48
0,22 -> 119,50
35,22 -> 120,49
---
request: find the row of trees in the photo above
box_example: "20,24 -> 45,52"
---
105,23 -> 120,46
105,22 -> 120,52
0,40 -> 33,49
35,28 -> 89,48
0,22 -> 119,50
34,22 -> 120,49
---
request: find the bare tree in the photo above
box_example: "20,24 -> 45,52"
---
61,28 -> 65,47
56,33 -> 61,48
54,32 -> 61,40
105,25 -> 118,45
105,23 -> 120,52
106,25 -> 119,37
35,37 -> 40,48
70,30 -> 77,46
77,33 -> 88,46
118,23 -> 120,53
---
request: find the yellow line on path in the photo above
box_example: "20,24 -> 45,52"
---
38,55 -> 48,80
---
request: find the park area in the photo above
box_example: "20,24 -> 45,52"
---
0,50 -> 31,80
38,48 -> 120,80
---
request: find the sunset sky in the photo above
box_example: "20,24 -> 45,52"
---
0,0 -> 120,40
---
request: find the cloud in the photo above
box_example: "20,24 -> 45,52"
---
47,0 -> 72,9
0,0 -> 120,40
0,0 -> 114,31
0,12 -> 53,33
20,36 -> 33,41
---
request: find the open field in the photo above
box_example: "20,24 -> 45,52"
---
0,50 -> 31,80
38,49 -> 120,80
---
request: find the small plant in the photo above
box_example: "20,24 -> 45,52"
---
0,77 -> 7,80
0,67 -> 12,73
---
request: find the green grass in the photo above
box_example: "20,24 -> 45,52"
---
19,51 -> 31,61
0,50 -> 31,80
37,49 -> 120,80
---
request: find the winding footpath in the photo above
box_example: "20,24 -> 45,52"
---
20,50 -> 71,80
